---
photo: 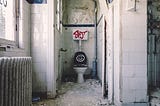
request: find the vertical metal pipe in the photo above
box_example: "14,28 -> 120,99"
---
134,0 -> 137,11
112,7 -> 114,104
4,58 -> 9,106
79,40 -> 82,51
25,59 -> 28,106
92,0 -> 98,78
12,59 -> 16,106
155,52 -> 157,86
148,35 -> 152,86
8,58 -> 13,106
0,58 -> 4,106
154,36 -> 157,87
29,58 -> 32,106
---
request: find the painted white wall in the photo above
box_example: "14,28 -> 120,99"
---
97,17 -> 104,81
19,0 -> 31,56
31,0 -> 60,98
113,1 -> 121,105
31,4 -> 48,93
107,5 -> 115,104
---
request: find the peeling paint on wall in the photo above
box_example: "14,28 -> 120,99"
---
63,0 -> 94,24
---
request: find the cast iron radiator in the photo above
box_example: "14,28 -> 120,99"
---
0,57 -> 32,106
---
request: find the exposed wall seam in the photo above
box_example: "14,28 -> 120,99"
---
97,14 -> 103,26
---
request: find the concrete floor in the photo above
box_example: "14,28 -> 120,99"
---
32,79 -> 160,106
150,88 -> 160,106
32,79 -> 113,106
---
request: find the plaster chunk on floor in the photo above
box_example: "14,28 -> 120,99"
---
150,88 -> 160,106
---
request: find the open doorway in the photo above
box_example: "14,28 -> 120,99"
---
147,0 -> 160,89
148,0 -> 160,105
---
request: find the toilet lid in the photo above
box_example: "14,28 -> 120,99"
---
76,54 -> 85,62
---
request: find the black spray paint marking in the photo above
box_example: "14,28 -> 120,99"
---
0,0 -> 7,7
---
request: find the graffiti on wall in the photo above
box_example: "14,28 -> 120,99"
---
0,0 -> 7,7
73,30 -> 88,40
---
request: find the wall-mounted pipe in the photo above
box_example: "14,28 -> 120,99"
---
92,0 -> 98,78
154,35 -> 158,87
62,23 -> 95,27
79,40 -> 82,51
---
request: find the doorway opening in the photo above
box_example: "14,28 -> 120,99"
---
147,0 -> 160,105
147,0 -> 160,89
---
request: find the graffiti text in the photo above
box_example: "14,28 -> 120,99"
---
73,30 -> 88,40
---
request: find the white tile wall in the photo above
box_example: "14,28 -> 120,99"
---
122,65 -> 135,77
122,40 -> 146,52
128,52 -> 147,65
121,89 -> 136,102
122,52 -> 129,65
120,0 -> 148,104
135,89 -> 148,102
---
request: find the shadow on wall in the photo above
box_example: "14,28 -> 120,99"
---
61,57 -> 77,82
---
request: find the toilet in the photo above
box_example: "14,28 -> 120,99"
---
73,51 -> 88,83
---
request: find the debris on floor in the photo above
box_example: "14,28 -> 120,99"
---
32,79 -> 110,106
150,88 -> 160,106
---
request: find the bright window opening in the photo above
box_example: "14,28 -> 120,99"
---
0,0 -> 16,41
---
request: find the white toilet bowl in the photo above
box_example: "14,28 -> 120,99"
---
74,67 -> 87,83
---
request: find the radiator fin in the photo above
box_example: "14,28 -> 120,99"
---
0,57 -> 32,106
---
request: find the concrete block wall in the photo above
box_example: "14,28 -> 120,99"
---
31,4 -> 48,93
120,0 -> 148,105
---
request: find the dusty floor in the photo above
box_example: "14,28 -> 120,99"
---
32,79 -> 112,106
32,79 -> 160,106
150,88 -> 160,106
